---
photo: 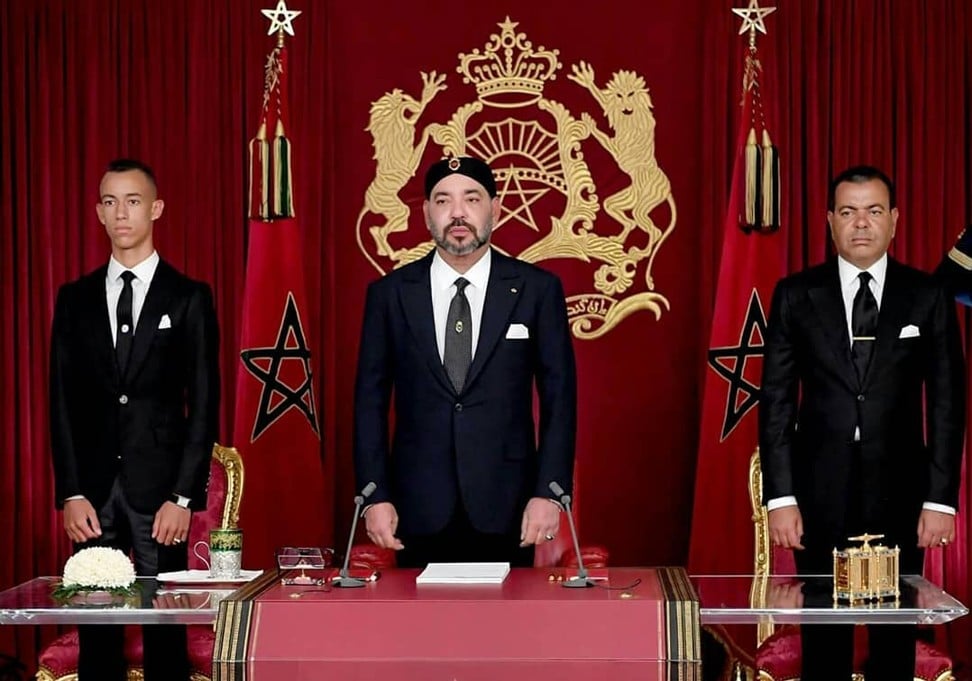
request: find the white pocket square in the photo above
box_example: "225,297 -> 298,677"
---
158,314 -> 172,330
898,324 -> 920,339
505,323 -> 529,340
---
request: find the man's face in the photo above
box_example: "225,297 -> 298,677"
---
827,178 -> 898,269
96,169 -> 164,256
424,173 -> 499,258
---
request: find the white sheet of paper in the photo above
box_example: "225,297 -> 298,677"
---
415,562 -> 510,584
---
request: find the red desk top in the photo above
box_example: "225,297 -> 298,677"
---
212,567 -> 700,681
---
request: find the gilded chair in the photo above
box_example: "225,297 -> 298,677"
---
740,449 -> 953,681
36,443 -> 245,681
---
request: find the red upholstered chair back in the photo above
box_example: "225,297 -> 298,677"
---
188,444 -> 244,569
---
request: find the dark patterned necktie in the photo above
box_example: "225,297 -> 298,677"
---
851,271 -> 878,381
116,270 -> 136,374
443,277 -> 472,393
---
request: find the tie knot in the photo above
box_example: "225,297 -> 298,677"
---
454,277 -> 470,294
858,271 -> 872,286
120,270 -> 136,285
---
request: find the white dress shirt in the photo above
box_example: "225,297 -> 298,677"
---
767,254 -> 953,515
430,248 -> 491,361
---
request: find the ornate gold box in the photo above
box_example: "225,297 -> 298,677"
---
832,533 -> 900,604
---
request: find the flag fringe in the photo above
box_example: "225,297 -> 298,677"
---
272,119 -> 294,218
743,128 -> 760,230
760,130 -> 780,231
248,122 -> 270,220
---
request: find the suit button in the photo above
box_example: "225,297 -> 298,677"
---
119,394 -> 129,405
857,394 -> 865,402
117,455 -> 122,460
455,403 -> 463,412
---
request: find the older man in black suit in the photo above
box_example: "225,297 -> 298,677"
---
353,156 -> 577,568
49,158 -> 220,680
759,165 -> 965,680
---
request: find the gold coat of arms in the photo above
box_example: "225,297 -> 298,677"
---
356,17 -> 676,339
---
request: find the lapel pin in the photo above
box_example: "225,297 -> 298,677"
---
511,287 -> 518,293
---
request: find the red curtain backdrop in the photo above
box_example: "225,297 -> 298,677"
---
2,0 -> 972,675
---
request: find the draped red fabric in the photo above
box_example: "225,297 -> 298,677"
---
688,40 -> 788,576
2,0 -> 972,674
233,36 -> 327,569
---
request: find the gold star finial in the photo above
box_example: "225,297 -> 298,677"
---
261,0 -> 301,37
732,0 -> 776,44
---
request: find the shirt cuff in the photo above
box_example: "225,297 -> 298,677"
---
923,501 -> 956,515
766,495 -> 798,511
64,495 -> 86,502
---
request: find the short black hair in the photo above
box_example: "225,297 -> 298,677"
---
105,158 -> 158,190
828,165 -> 895,211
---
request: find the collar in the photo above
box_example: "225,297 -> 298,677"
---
107,250 -> 160,285
431,247 -> 492,292
837,253 -> 888,290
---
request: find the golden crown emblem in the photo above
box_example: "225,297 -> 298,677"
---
457,16 -> 560,107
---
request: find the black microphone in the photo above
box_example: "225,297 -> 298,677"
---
332,482 -> 377,588
549,481 -> 595,588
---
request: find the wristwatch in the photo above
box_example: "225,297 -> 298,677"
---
172,494 -> 191,509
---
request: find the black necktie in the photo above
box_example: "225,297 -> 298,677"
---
116,270 -> 136,374
443,277 -> 472,393
851,271 -> 878,381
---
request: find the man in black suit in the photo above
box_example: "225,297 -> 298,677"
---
353,156 -> 577,568
759,165 -> 965,680
49,158 -> 220,680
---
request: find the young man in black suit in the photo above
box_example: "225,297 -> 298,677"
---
759,165 -> 965,680
49,158 -> 220,679
353,156 -> 577,568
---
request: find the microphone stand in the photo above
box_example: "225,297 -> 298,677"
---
549,481 -> 595,588
332,483 -> 376,588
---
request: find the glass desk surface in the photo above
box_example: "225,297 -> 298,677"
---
0,577 -> 233,625
692,574 -> 968,625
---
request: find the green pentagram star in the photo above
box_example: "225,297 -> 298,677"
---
261,0 -> 301,36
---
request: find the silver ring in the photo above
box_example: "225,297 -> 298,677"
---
940,537 -> 949,546
173,538 -> 183,544
544,533 -> 555,541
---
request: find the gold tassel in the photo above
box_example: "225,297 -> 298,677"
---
248,122 -> 270,219
761,129 -> 780,231
743,128 -> 760,229
272,119 -> 294,218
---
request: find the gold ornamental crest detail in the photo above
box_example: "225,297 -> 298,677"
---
356,17 -> 676,339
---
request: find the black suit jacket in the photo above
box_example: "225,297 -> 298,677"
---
353,249 -> 577,536
759,257 -> 965,549
50,259 -> 220,514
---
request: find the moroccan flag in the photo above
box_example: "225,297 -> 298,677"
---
687,42 -> 786,576
233,30 -> 325,567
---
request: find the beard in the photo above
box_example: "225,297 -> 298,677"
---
429,215 -> 493,256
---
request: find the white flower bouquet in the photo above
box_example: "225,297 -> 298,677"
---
53,547 -> 137,600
